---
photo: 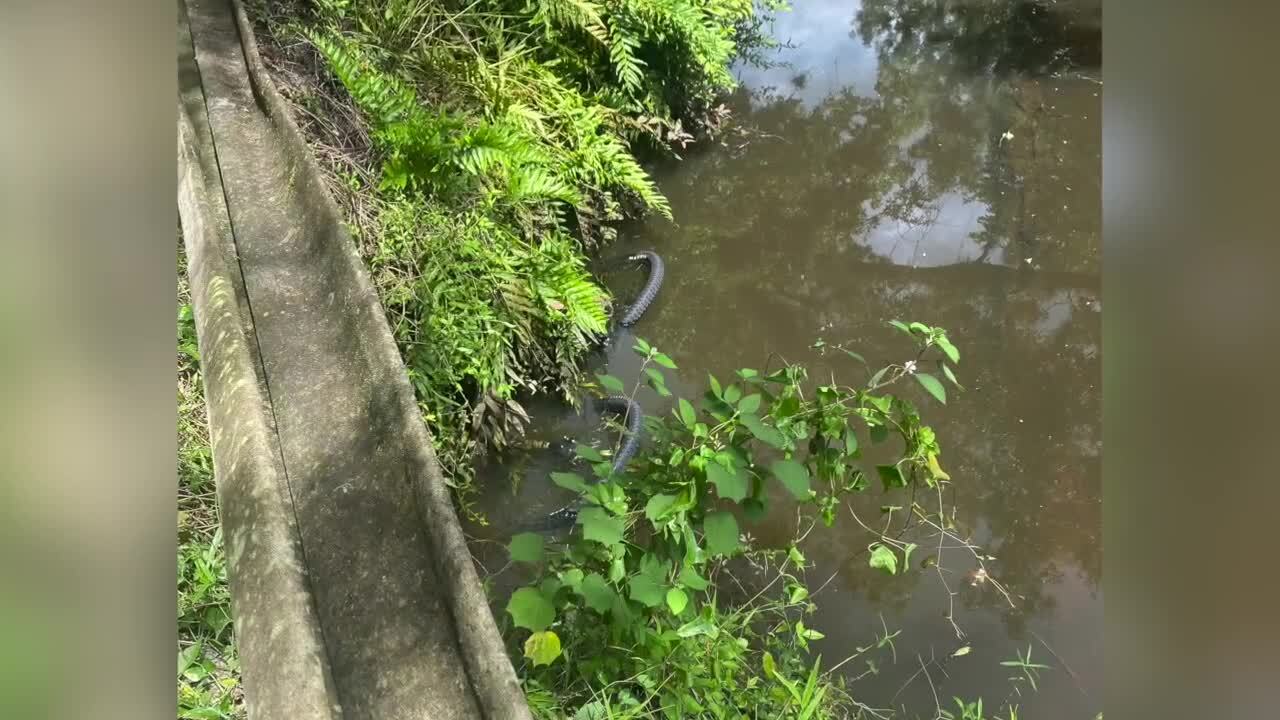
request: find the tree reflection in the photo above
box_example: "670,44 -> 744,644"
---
614,0 -> 1102,646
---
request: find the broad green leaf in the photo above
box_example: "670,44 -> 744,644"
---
653,352 -> 677,369
629,556 -> 667,607
887,320 -> 912,335
703,511 -> 740,557
507,586 -> 555,631
762,651 -> 778,677
575,444 -> 605,462
877,464 -> 907,491
644,493 -> 679,523
844,428 -> 859,455
914,372 -> 947,404
596,373 -> 625,393
577,507 -> 624,546
666,587 -> 689,615
646,368 -> 672,397
741,413 -> 786,449
788,545 -> 806,567
707,461 -> 748,502
789,585 -> 809,604
676,618 -> 719,639
909,322 -> 931,335
935,336 -> 960,364
561,568 -> 584,589
524,630 -> 562,666
708,374 -> 723,398
633,337 -> 652,354
678,398 -> 696,428
678,564 -> 709,591
508,533 -> 544,564
551,472 -> 587,493
578,572 -> 616,613
723,384 -> 742,404
869,544 -> 898,575
771,459 -> 813,500
737,393 -> 762,414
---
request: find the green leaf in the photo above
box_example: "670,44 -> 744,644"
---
629,556 -> 667,607
789,585 -> 810,604
942,362 -> 962,388
644,493 -> 679,523
869,544 -> 898,575
741,414 -> 786,449
952,645 -> 971,657
678,564 -> 709,591
676,618 -> 719,639
561,568 -> 584,589
678,398 -> 696,428
578,572 -> 616,613
723,385 -> 742,404
703,511 -> 740,557
843,428 -> 859,455
909,322 -> 931,335
524,630 -> 562,666
839,348 -> 867,365
653,352 -> 677,369
707,461 -> 748,502
771,459 -> 813,500
935,336 -> 960,364
914,372 -> 947,404
797,620 -> 825,640
551,472 -> 587,493
507,586 -> 555,631
887,320 -> 912,335
596,373 -> 625,393
574,701 -> 608,720
708,374 -> 723,398
737,393 -> 762,414
508,533 -> 545,564
877,464 -> 907,491
575,444 -> 605,462
577,507 -> 624,546
633,337 -> 652,354
645,368 -> 672,396
666,587 -> 689,615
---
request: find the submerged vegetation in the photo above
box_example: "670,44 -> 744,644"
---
254,0 -> 786,510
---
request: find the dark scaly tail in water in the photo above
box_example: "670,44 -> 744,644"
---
523,251 -> 662,533
527,395 -> 644,531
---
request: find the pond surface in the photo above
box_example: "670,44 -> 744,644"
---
469,1 -> 1101,717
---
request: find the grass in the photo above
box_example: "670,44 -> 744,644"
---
177,238 -> 244,720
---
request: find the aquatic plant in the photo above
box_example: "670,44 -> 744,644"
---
498,322 -> 1027,718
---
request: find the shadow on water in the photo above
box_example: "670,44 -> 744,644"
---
467,1 -> 1100,717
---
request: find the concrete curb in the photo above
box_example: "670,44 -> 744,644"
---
178,0 -> 531,717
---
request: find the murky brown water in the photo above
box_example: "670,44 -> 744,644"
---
469,1 -> 1101,716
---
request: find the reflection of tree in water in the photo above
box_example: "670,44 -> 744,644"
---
621,0 -> 1101,638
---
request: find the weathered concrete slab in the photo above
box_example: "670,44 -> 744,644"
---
177,1 -> 530,717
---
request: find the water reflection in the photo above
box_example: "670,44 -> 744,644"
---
613,0 -> 1101,716
472,1 -> 1101,717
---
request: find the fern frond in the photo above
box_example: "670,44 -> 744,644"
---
305,29 -> 419,126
